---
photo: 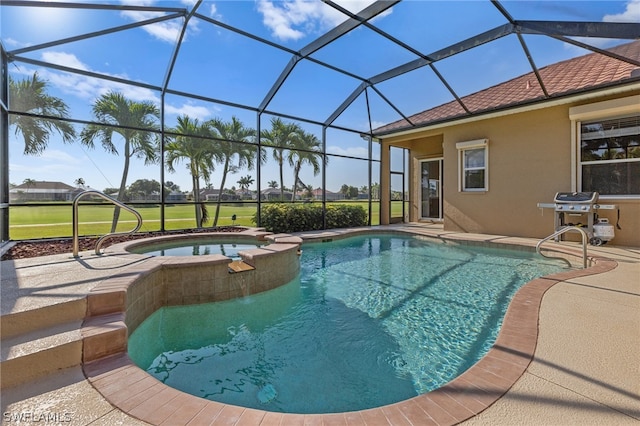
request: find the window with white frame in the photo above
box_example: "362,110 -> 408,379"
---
457,139 -> 488,191
579,114 -> 640,197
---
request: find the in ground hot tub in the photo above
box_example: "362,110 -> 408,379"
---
83,230 -> 303,365
128,237 -> 266,259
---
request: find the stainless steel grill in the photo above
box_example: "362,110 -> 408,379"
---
537,191 -> 619,245
553,191 -> 598,213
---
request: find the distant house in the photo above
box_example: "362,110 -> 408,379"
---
165,191 -> 187,202
200,189 -> 240,202
9,181 -> 77,202
260,188 -> 293,201
308,188 -> 344,201
129,192 -> 161,202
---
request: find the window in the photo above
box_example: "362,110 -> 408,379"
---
457,139 -> 488,192
579,115 -> 640,197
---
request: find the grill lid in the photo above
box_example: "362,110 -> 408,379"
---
554,192 -> 598,204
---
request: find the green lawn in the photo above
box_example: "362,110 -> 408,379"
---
9,201 -> 392,240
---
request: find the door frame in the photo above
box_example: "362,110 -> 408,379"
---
419,157 -> 443,220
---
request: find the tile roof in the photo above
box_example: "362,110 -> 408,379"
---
11,181 -> 75,191
374,40 -> 640,136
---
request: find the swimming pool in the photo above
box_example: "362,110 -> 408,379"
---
128,234 -> 565,414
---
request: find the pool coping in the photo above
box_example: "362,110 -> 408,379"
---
81,227 -> 618,425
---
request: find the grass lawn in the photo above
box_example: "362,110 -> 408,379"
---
9,201 -> 392,240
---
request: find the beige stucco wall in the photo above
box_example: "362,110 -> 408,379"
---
380,91 -> 640,247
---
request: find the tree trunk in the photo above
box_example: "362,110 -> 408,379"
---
192,173 -> 202,227
278,152 -> 284,201
291,162 -> 301,202
111,139 -> 131,233
213,158 -> 230,227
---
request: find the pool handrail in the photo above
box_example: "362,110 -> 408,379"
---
536,226 -> 588,269
72,190 -> 143,257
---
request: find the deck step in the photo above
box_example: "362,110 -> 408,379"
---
1,321 -> 83,389
1,299 -> 87,340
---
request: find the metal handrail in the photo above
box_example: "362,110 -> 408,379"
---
72,190 -> 143,257
536,226 -> 588,269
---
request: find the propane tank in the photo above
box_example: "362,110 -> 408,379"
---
591,218 -> 615,246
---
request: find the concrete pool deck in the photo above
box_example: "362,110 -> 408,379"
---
1,224 -> 639,425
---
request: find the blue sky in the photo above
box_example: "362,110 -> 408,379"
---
2,0 -> 638,194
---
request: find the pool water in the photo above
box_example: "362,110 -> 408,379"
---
128,234 -> 565,414
130,239 -> 264,258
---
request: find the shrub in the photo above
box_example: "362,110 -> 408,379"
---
253,203 -> 367,233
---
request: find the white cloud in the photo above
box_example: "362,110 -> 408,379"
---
36,51 -> 159,103
326,145 -> 368,158
565,0 -> 639,53
40,149 -> 85,165
164,103 -> 216,120
34,51 -> 217,120
119,0 -> 200,43
209,3 -> 220,19
41,51 -> 89,71
256,0 -> 392,42
257,0 -> 307,41
603,0 -> 640,22
120,9 -> 184,43
3,38 -> 26,48
11,150 -> 84,176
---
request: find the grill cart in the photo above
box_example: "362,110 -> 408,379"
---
537,192 -> 619,246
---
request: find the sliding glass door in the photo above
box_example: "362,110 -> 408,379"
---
420,159 -> 442,220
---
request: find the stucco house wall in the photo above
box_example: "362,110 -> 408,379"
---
382,92 -> 640,247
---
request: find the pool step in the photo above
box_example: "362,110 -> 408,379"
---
0,320 -> 83,389
81,312 -> 127,363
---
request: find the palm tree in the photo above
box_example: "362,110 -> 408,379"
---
9,73 -> 76,155
268,180 -> 278,189
303,184 -> 314,199
340,184 -> 350,198
165,115 -> 218,228
371,182 -> 380,200
237,175 -> 254,197
80,91 -> 159,232
287,130 -> 323,202
22,178 -> 36,200
74,178 -> 86,188
207,116 -> 256,226
260,117 -> 301,201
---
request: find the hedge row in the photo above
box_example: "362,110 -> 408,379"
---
253,203 -> 367,233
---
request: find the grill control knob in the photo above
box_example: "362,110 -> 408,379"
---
581,206 -> 587,211
569,205 -> 574,210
